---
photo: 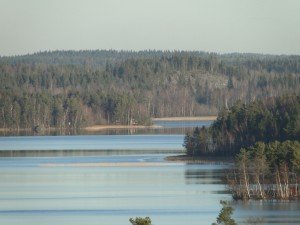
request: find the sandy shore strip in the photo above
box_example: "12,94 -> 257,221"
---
40,162 -> 182,167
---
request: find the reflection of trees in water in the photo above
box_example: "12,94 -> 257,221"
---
0,127 -> 196,136
0,149 -> 178,157
184,167 -> 225,185
88,127 -> 197,135
0,128 -> 79,136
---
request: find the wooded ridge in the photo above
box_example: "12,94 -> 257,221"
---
1,50 -> 299,130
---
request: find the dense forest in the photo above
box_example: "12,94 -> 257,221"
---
1,50 -> 300,130
184,95 -> 300,156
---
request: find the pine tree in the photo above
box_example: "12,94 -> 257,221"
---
212,201 -> 237,225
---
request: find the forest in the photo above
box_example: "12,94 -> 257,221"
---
184,95 -> 300,156
0,50 -> 300,130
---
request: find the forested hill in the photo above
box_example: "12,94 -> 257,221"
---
0,50 -> 300,130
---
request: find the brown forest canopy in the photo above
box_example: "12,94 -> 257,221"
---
0,50 -> 299,129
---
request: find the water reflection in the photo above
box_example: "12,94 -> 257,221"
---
182,163 -> 300,225
0,155 -> 228,225
0,155 -> 299,225
0,127 -> 198,136
233,200 -> 300,224
0,128 -> 79,137
0,120 -> 213,137
185,168 -> 224,185
0,149 -> 182,157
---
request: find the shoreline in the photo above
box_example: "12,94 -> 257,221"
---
0,116 -> 217,133
84,116 -> 217,131
82,124 -> 162,131
165,154 -> 232,163
0,125 -> 162,132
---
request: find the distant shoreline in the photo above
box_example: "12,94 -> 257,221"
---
84,116 -> 216,131
83,124 -> 162,131
0,116 -> 217,133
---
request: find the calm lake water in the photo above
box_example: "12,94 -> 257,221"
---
0,120 -> 299,225
0,155 -> 299,225
0,135 -> 184,151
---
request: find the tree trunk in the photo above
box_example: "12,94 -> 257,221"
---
256,176 -> 265,199
242,163 -> 250,199
276,169 -> 284,199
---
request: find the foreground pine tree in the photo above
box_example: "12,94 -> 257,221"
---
212,200 -> 237,225
129,217 -> 152,225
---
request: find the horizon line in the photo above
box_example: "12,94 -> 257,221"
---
1,49 -> 300,58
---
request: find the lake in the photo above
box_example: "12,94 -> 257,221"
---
0,120 -> 299,225
0,134 -> 184,151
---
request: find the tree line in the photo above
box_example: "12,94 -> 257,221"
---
228,141 -> 300,200
184,95 -> 300,156
1,50 -> 299,129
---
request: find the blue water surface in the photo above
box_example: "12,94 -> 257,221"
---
0,135 -> 184,151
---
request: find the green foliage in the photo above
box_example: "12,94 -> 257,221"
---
184,126 -> 211,156
129,217 -> 152,225
184,95 -> 300,156
212,200 -> 237,225
227,76 -> 234,89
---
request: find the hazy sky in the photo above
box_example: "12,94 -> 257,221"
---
0,0 -> 299,56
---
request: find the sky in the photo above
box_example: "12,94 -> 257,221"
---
0,0 -> 299,56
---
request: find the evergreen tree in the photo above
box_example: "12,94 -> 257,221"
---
129,217 -> 152,225
212,201 -> 237,225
